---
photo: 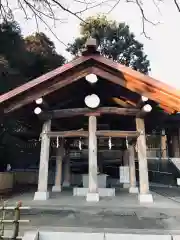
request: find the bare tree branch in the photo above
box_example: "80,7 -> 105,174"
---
49,0 -> 86,22
152,0 -> 161,13
125,0 -> 160,38
174,0 -> 180,12
107,0 -> 121,13
0,0 -> 179,43
17,0 -> 29,20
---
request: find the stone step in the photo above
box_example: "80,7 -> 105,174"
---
22,229 -> 180,240
171,158 -> 180,172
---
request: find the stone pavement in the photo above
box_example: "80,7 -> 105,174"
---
5,187 -> 180,209
31,231 -> 180,240
151,186 -> 180,203
2,187 -> 180,236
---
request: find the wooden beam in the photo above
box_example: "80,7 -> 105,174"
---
158,104 -> 173,114
46,130 -> 88,138
90,66 -> 179,113
112,97 -> 136,108
119,96 -> 137,107
96,130 -> 139,138
3,67 -> 92,113
46,130 -> 139,138
135,117 -> 150,195
41,107 -> 139,120
136,108 -> 147,118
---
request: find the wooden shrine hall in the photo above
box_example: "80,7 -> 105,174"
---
0,38 -> 180,203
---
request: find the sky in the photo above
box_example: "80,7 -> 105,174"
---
12,0 -> 180,88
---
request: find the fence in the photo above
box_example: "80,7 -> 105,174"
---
0,201 -> 30,239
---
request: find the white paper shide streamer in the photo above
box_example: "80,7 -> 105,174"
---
79,138 -> 82,150
108,137 -> 112,150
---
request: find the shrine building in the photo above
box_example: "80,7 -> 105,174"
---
0,38 -> 180,203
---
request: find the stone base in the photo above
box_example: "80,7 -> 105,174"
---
34,191 -> 49,200
123,183 -> 130,189
129,186 -> 139,193
62,181 -> 70,187
86,192 -> 99,202
73,187 -> 115,197
177,178 -> 180,186
52,185 -> 62,192
139,193 -> 153,203
83,174 -> 107,188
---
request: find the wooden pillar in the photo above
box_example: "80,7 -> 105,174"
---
63,152 -> 71,187
129,145 -> 138,193
122,149 -> 130,188
52,145 -> 64,192
172,135 -> 180,157
161,130 -> 167,158
123,149 -> 129,166
34,120 -> 51,200
136,118 -> 153,203
86,115 -> 99,202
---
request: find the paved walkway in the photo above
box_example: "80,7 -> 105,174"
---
4,188 -> 180,209
2,187 -> 180,236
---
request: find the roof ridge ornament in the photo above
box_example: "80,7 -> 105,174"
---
82,37 -> 100,56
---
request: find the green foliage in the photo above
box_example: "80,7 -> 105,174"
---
67,15 -> 150,74
25,33 -> 66,78
0,21 -> 66,94
0,21 -> 66,168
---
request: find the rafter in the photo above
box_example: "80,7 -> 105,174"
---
3,68 -> 92,113
90,66 -> 179,113
112,97 -> 136,108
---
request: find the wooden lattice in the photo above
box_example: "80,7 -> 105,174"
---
0,201 -> 30,239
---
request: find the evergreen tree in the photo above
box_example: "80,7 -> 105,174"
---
67,15 -> 150,74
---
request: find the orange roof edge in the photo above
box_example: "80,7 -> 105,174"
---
93,55 -> 180,100
0,53 -> 180,113
0,55 -> 90,104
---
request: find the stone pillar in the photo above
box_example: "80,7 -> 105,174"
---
52,145 -> 64,192
86,115 -> 99,202
172,135 -> 180,157
161,130 -> 167,158
63,153 -> 71,187
122,149 -> 130,188
136,118 -> 153,203
129,145 -> 138,193
34,120 -> 51,200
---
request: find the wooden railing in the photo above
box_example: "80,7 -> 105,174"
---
0,201 -> 30,239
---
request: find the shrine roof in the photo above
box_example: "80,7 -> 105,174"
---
0,38 -> 180,114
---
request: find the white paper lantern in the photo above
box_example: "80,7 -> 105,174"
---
85,74 -> 98,83
34,107 -> 42,115
141,96 -> 148,102
143,104 -> 152,112
84,94 -> 100,108
35,98 -> 43,104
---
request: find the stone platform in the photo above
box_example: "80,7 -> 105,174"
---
73,187 -> 115,197
3,186 -> 180,236
23,231 -> 180,240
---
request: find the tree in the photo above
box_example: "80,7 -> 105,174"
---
0,1 -> 179,39
24,32 -> 66,78
0,21 -> 66,168
67,15 -> 150,74
0,21 -> 66,93
0,21 -> 28,93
